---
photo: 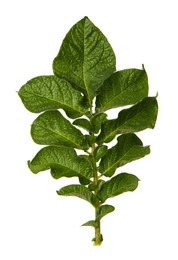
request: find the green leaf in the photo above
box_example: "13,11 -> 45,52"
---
97,96 -> 158,143
91,113 -> 107,133
31,110 -> 88,150
78,173 -> 91,185
94,145 -> 108,162
84,134 -> 95,147
97,205 -> 115,220
28,146 -> 93,180
98,173 -> 139,202
99,133 -> 150,177
18,75 -> 88,118
53,16 -> 116,104
57,185 -> 96,206
78,155 -> 92,184
96,68 -> 148,112
82,220 -> 97,228
97,180 -> 106,191
88,183 -> 96,191
73,118 -> 92,132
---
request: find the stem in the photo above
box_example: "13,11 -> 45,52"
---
91,139 -> 102,245
89,105 -> 102,246
94,208 -> 102,246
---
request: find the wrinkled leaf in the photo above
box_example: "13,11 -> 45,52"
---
97,96 -> 158,143
94,145 -> 108,162
73,118 -> 92,132
53,16 -> 116,104
28,146 -> 93,180
57,185 -> 96,206
99,133 -> 150,177
18,75 -> 88,118
96,68 -> 148,112
97,205 -> 115,220
31,110 -> 88,150
91,113 -> 107,133
98,173 -> 139,202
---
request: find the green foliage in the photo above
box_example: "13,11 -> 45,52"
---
98,173 -> 140,202
31,110 -> 88,149
73,118 -> 92,132
97,205 -> 115,220
98,133 -> 150,177
28,146 -> 92,180
57,185 -> 96,206
97,96 -> 158,144
52,17 -> 116,104
18,76 -> 88,118
18,16 -> 158,246
96,67 -> 148,112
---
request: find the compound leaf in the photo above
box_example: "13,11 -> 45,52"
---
99,133 -> 150,177
18,75 -> 88,118
28,146 -> 93,180
97,96 -> 158,143
31,110 -> 88,150
57,185 -> 96,206
18,16 -> 159,245
53,16 -> 116,104
98,173 -> 139,202
96,68 -> 148,112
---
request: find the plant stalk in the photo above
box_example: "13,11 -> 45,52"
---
94,205 -> 102,246
91,133 -> 103,246
90,104 -> 102,245
91,142 -> 102,245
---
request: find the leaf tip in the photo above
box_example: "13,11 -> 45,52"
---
56,190 -> 60,195
27,160 -> 37,174
27,160 -> 31,168
81,16 -> 91,24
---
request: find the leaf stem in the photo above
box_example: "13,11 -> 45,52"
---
89,104 -> 102,246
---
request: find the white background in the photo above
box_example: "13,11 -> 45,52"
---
0,0 -> 178,259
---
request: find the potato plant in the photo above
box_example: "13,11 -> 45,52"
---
18,17 -> 158,245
